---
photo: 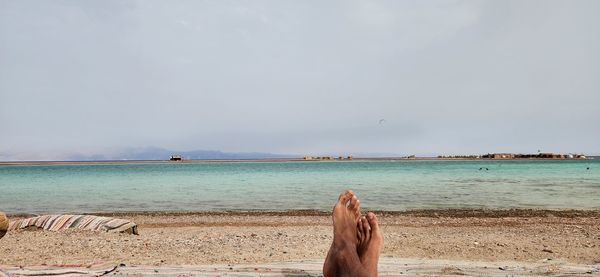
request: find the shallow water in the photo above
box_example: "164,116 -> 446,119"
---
1,160 -> 599,213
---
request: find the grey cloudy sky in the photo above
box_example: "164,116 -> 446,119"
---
1,0 -> 599,160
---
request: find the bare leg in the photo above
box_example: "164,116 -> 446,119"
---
357,212 -> 383,277
323,190 -> 369,277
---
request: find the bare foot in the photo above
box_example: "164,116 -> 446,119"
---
356,212 -> 383,277
323,190 -> 368,277
0,212 -> 8,239
357,216 -> 369,257
347,193 -> 361,222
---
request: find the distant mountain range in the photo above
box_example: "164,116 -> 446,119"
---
109,148 -> 404,161
0,147 -> 404,161
0,147 -> 296,161
113,147 -> 295,160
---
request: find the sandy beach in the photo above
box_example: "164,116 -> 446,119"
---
1,210 -> 599,269
3,1 -> 599,276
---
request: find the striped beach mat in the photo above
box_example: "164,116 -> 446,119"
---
0,262 -> 118,277
7,215 -> 138,235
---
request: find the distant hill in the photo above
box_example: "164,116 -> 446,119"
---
0,147 -> 295,161
112,147 -> 294,161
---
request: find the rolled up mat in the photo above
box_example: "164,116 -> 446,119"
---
0,212 -> 8,239
8,214 -> 138,235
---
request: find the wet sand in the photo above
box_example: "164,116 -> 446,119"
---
1,210 -> 599,267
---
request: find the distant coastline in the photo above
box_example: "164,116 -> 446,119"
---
0,155 -> 594,166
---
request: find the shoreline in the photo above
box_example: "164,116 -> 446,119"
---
7,208 -> 600,218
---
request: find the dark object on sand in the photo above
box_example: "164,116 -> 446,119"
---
0,212 -> 8,239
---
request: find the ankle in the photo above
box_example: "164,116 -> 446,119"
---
333,238 -> 356,252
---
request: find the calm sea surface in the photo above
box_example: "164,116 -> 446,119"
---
1,160 -> 599,214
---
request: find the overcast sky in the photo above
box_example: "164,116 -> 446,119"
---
1,0 -> 599,160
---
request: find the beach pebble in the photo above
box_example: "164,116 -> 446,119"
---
0,212 -> 8,239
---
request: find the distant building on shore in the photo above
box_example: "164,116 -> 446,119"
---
485,153 -> 514,159
480,153 -> 587,159
438,152 -> 588,160
169,155 -> 182,161
303,156 -> 353,161
437,155 -> 481,159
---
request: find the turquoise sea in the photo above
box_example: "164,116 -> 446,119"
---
1,160 -> 599,214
